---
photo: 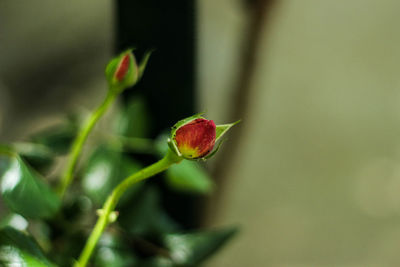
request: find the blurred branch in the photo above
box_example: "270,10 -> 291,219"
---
203,0 -> 277,224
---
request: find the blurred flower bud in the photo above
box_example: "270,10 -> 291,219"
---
105,49 -> 152,93
169,114 -> 239,160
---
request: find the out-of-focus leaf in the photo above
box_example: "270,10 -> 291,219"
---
49,232 -> 86,267
139,257 -> 174,267
165,161 -> 214,194
0,213 -> 28,231
0,156 -> 61,219
0,156 -> 10,176
30,120 -> 77,155
109,135 -> 157,155
12,142 -> 55,172
118,187 -> 179,236
0,227 -> 56,267
94,232 -> 137,267
114,96 -> 150,138
155,132 -> 170,157
81,145 -> 143,206
163,227 -> 238,266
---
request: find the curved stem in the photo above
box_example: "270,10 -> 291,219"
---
57,91 -> 117,198
74,149 -> 182,267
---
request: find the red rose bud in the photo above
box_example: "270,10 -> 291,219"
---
105,49 -> 152,93
169,114 -> 239,160
173,118 -> 216,159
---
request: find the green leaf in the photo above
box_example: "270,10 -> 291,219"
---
155,132 -> 170,157
139,257 -> 174,267
0,156 -> 61,219
0,156 -> 11,177
12,142 -> 55,173
81,145 -> 143,206
94,232 -> 137,267
215,120 -> 240,143
30,119 -> 77,155
165,161 -> 214,194
163,227 -> 238,266
0,213 -> 28,231
0,227 -> 56,267
118,187 -> 179,236
114,96 -> 151,138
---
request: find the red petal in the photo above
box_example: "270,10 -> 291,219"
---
115,54 -> 131,81
175,119 -> 216,158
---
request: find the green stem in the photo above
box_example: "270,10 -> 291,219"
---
74,149 -> 182,267
57,91 -> 117,198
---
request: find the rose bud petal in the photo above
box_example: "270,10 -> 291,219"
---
114,53 -> 136,82
173,118 -> 216,159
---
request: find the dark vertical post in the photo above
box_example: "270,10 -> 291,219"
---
116,0 -> 196,135
116,0 -> 198,227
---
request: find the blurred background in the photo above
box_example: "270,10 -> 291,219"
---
2,0 -> 400,266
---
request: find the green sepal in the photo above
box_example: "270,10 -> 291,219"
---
167,138 -> 181,157
215,120 -> 240,143
138,49 -> 154,79
196,120 -> 240,161
201,138 -> 226,161
200,120 -> 239,161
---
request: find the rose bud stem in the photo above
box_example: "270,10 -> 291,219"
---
57,50 -> 151,198
74,148 -> 182,267
56,91 -> 118,198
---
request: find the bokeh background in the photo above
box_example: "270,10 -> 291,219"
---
2,0 -> 400,266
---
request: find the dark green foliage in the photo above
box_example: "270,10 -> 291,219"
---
137,226 -> 238,266
81,145 -> 143,206
114,95 -> 151,138
0,156 -> 60,219
118,187 -> 179,237
13,142 -> 55,173
162,227 -> 238,266
0,98 -> 237,266
0,227 -> 56,266
93,232 -> 138,267
30,118 -> 78,155
165,160 -> 214,194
